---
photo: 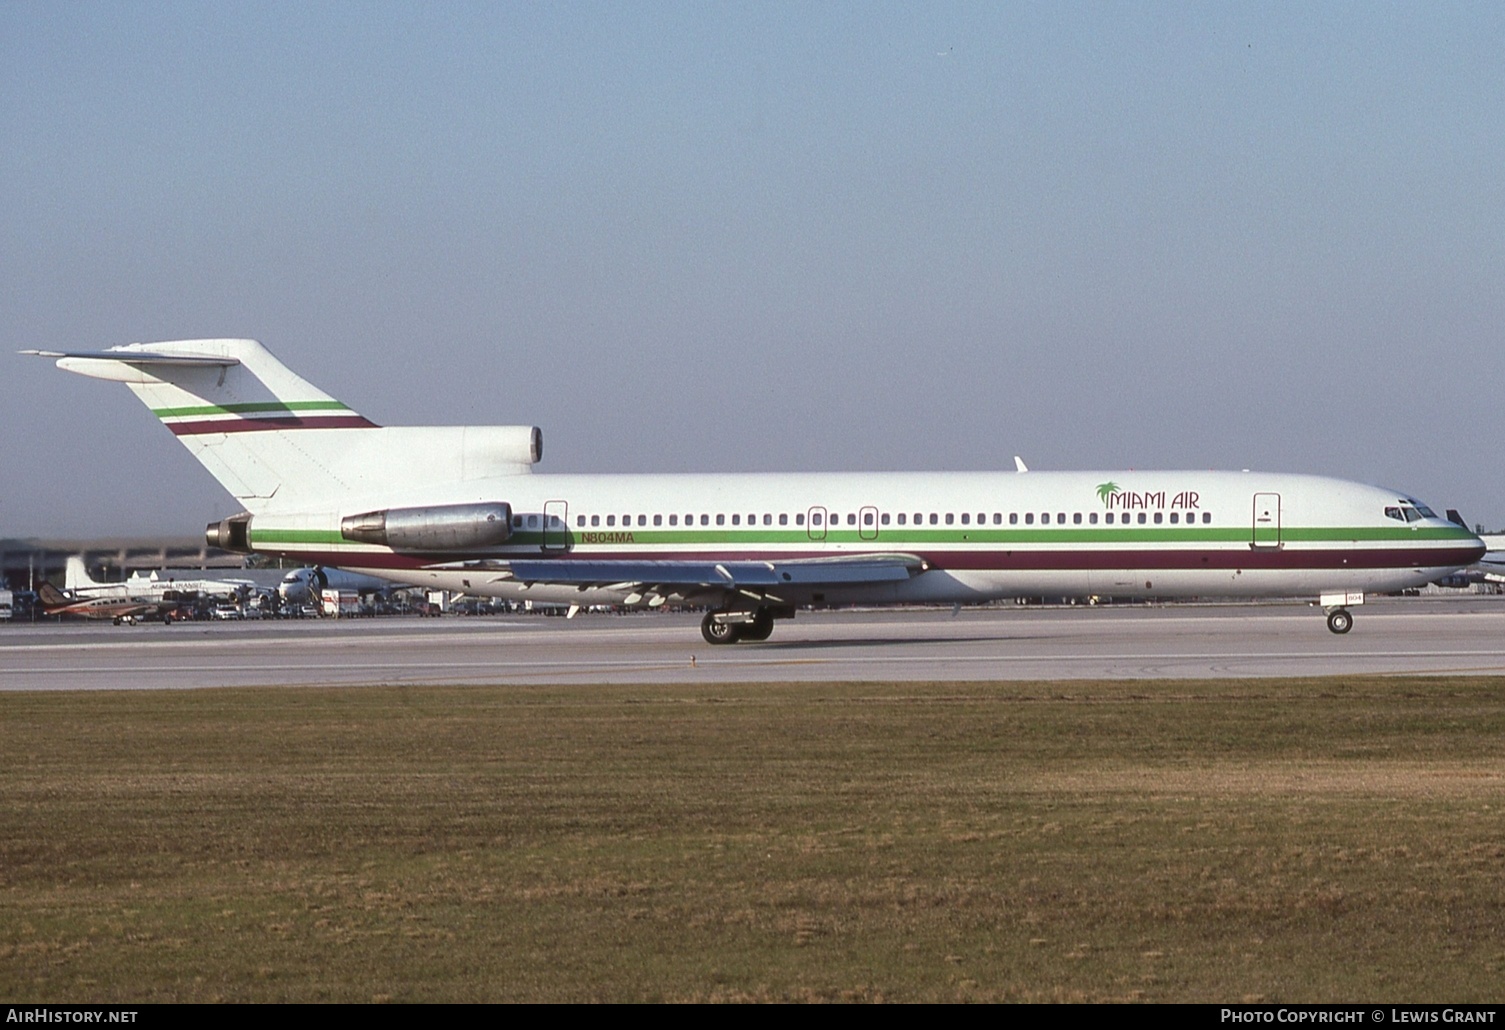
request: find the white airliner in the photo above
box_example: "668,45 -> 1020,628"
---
64,556 -> 254,605
25,339 -> 1485,643
277,566 -> 410,605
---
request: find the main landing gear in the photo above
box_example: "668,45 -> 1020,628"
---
701,607 -> 778,645
1319,592 -> 1361,635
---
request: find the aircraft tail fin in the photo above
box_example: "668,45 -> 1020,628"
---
64,556 -> 101,591
25,340 -> 542,514
36,581 -> 69,611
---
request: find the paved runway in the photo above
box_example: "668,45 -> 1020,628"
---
6,596 -> 1505,691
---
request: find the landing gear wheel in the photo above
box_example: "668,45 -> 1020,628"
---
701,612 -> 743,645
743,608 -> 774,642
1327,608 -> 1353,635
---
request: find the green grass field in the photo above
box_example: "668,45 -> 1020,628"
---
2,678 -> 1503,1002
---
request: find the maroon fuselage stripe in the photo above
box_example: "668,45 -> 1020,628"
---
166,415 -> 379,435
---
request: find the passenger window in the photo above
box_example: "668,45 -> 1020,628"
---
961,513 -> 970,525
763,514 -> 772,526
638,515 -> 647,526
897,513 -> 907,525
1138,513 -> 1147,524
993,513 -> 1002,525
848,513 -> 857,526
669,514 -> 678,526
1010,513 -> 1018,525
1203,513 -> 1211,524
880,513 -> 889,525
576,515 -> 585,527
1025,513 -> 1034,525
929,513 -> 938,525
945,513 -> 954,525
1169,512 -> 1179,524
1057,513 -> 1065,524
653,514 -> 662,527
605,515 -> 615,527
528,515 -> 539,528
1153,512 -> 1163,524
731,514 -> 741,526
1073,513 -> 1082,525
796,513 -> 805,526
779,514 -> 788,526
716,514 -> 725,526
700,514 -> 709,526
1089,513 -> 1098,524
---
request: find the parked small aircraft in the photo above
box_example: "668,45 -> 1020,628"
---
35,581 -> 173,624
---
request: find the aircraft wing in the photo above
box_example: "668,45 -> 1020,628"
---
436,553 -> 928,603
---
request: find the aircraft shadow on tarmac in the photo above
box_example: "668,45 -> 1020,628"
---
746,633 -> 1036,651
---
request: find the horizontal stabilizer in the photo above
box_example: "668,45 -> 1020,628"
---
22,349 -> 239,368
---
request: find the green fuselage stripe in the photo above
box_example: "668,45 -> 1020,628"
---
248,525 -> 1473,550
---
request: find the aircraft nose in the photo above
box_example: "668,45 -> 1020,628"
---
1467,533 -> 1488,563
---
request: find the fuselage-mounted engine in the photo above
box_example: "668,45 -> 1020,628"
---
339,501 -> 513,551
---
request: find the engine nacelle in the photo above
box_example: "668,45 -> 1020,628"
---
340,501 -> 513,551
206,513 -> 253,553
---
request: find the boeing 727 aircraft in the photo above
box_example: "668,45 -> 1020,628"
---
25,340 -> 1485,643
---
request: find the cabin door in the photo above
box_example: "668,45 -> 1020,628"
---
859,505 -> 880,541
542,500 -> 570,551
1251,493 -> 1282,549
806,506 -> 828,541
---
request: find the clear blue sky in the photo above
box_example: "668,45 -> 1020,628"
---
5,1 -> 1503,537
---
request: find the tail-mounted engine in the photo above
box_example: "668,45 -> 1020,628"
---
206,513 -> 253,553
340,502 -> 513,551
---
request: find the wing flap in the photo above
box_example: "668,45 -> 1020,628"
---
436,554 -> 928,594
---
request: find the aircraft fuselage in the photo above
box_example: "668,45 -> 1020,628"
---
236,469 -> 1481,609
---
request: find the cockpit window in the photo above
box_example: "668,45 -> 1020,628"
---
1414,504 -> 1437,519
1403,507 -> 1422,522
1385,507 -> 1404,521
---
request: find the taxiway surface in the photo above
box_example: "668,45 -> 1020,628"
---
5,597 -> 1505,691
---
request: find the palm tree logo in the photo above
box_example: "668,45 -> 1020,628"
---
1096,481 -> 1119,506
